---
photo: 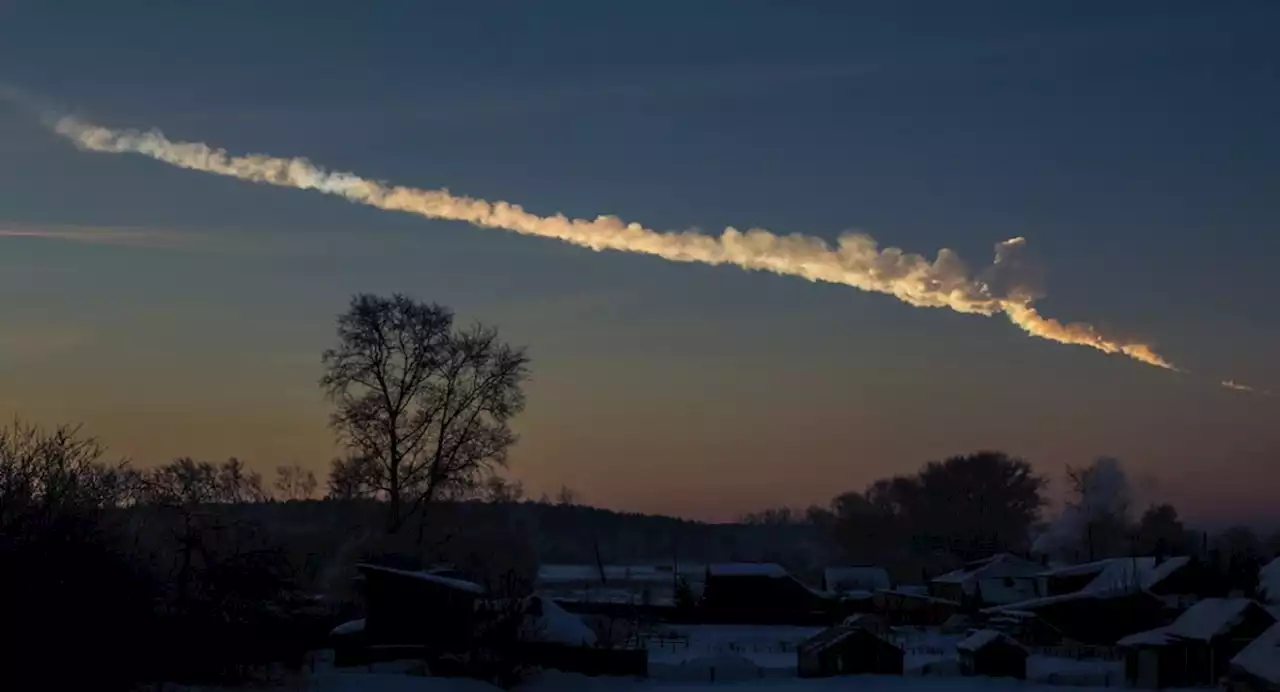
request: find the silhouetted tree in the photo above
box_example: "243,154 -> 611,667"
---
273,463 -> 318,501
1136,503 -> 1186,556
321,294 -> 530,533
0,421 -> 152,691
829,451 -> 1046,565
326,454 -> 379,500
481,475 -> 526,503
1215,525 -> 1265,595
915,451 -> 1047,558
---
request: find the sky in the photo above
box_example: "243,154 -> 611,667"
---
1,1 -> 1278,525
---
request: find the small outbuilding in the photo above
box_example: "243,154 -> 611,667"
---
798,624 -> 904,678
956,629 -> 1028,680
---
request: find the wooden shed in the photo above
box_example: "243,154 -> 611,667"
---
957,629 -> 1028,679
797,624 -> 904,678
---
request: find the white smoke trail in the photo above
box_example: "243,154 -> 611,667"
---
50,115 -> 1184,372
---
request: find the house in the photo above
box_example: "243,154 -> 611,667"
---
989,556 -> 1211,644
701,563 -> 831,624
1228,622 -> 1280,692
515,595 -> 648,677
873,588 -> 959,627
956,629 -> 1028,679
823,566 -> 891,594
931,554 -> 1042,607
354,563 -> 483,653
798,624 -> 904,677
1118,598 -> 1276,689
1258,558 -> 1280,607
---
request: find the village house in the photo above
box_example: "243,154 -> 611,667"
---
1228,622 -> 1280,692
1118,598 -> 1276,689
956,629 -> 1029,679
823,565 -> 891,595
797,620 -> 905,678
329,563 -> 485,665
989,556 -> 1217,644
931,553 -> 1042,607
873,588 -> 959,626
700,563 -> 832,625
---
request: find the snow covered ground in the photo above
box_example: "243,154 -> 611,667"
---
203,669 -> 1169,692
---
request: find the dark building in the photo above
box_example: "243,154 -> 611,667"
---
956,629 -> 1029,679
700,563 -> 831,624
990,556 -> 1221,644
872,589 -> 959,627
1228,622 -> 1280,692
355,563 -> 483,653
798,625 -> 904,678
1119,598 -> 1276,689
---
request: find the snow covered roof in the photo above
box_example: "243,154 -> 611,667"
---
1231,622 -> 1280,684
956,629 -> 1023,652
824,566 -> 891,591
933,554 -> 1042,584
524,595 -> 597,646
330,618 -> 365,636
1087,556 -> 1190,595
992,556 -> 1192,613
537,564 -> 703,584
1118,598 -> 1266,647
707,562 -> 789,578
1258,557 -> 1280,606
356,563 -> 485,594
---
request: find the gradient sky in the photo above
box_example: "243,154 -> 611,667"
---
2,1 -> 1278,524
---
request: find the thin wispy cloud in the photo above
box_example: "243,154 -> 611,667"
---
0,223 -> 277,255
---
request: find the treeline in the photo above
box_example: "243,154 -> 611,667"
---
741,451 -> 1280,589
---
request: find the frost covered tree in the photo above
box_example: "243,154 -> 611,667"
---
1033,457 -> 1135,561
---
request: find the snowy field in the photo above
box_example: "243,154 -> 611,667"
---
197,670 -> 1158,692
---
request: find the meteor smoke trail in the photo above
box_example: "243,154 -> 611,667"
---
50,115 -> 1182,372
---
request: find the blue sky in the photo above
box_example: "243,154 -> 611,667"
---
1,1 -> 1277,523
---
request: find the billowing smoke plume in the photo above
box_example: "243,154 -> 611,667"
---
49,116 -> 1180,371
1032,457 -> 1134,559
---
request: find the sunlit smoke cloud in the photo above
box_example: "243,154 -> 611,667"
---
49,116 -> 1189,375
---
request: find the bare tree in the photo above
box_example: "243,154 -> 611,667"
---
273,463 -> 318,501
555,485 -> 580,506
321,294 -> 530,533
481,475 -> 525,504
326,454 -> 379,500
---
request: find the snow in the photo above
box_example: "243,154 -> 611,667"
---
300,668 -> 1153,691
330,618 -> 365,636
991,556 -> 1192,613
1117,598 -> 1259,646
956,629 -> 1015,652
1259,557 -> 1280,605
356,563 -> 485,594
525,595 -> 597,646
825,566 -> 891,592
708,563 -> 789,578
538,564 -> 706,585
1231,621 -> 1280,683
933,554 -> 1042,584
